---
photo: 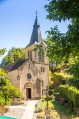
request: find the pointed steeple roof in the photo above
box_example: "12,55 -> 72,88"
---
26,12 -> 42,47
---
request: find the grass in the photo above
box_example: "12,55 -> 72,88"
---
51,100 -> 72,119
52,101 -> 72,116
42,96 -> 79,119
42,99 -> 71,118
35,95 -> 79,119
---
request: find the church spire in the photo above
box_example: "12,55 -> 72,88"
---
26,12 -> 42,47
33,11 -> 40,28
36,11 -> 37,17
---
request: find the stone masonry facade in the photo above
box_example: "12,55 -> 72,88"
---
2,14 -> 49,100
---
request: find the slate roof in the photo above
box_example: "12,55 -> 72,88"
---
1,60 -> 26,72
26,14 -> 42,47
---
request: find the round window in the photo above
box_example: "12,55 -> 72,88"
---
27,73 -> 31,79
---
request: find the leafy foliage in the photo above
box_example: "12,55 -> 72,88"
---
46,27 -> 66,62
1,47 -> 25,66
45,0 -> 79,88
67,62 -> 79,88
33,44 -> 44,56
48,89 -> 54,96
58,85 -> 79,107
45,0 -> 79,21
35,100 -> 44,113
0,68 -> 23,105
49,70 -> 54,89
45,0 -> 79,60
0,48 -> 6,57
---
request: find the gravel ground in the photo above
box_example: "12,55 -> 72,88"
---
4,102 -> 27,119
4,108 -> 25,119
4,101 -> 37,119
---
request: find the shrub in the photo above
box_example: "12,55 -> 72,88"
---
58,85 -> 79,107
35,100 -> 44,113
75,92 -> 79,107
0,68 -> 23,105
58,85 -> 69,97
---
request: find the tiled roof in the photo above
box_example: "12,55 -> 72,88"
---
1,60 -> 26,72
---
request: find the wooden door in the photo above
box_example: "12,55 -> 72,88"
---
26,88 -> 31,99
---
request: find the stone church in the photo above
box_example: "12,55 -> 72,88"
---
2,14 -> 49,100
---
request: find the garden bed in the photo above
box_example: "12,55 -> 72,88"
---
34,95 -> 79,119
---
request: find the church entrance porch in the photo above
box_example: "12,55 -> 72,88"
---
26,88 -> 31,99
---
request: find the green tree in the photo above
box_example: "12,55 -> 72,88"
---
1,47 -> 25,66
45,0 -> 79,21
0,68 -> 22,105
0,47 -> 22,105
13,51 -> 21,62
0,48 -> 6,57
45,0 -> 79,60
44,0 -> 79,84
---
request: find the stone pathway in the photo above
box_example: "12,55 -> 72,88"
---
4,106 -> 25,119
4,101 -> 27,119
21,100 -> 38,119
4,100 -> 38,119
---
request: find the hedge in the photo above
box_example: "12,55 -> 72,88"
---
58,85 -> 79,107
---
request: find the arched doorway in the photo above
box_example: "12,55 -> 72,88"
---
26,88 -> 31,99
24,82 -> 33,100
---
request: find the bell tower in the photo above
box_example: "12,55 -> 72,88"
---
25,13 -> 49,64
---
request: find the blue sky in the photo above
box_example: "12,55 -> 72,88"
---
0,0 -> 70,63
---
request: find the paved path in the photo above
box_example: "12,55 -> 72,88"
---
4,105 -> 25,119
4,100 -> 38,119
21,100 -> 38,119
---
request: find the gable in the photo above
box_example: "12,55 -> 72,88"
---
18,59 -> 38,76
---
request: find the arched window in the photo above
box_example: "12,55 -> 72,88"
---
28,50 -> 32,60
40,67 -> 45,72
41,67 -> 42,72
30,50 -> 32,60
39,50 -> 44,62
28,50 -> 29,58
43,67 -> 44,72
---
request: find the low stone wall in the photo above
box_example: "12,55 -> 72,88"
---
11,101 -> 24,106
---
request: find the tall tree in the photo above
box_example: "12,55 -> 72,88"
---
1,47 -> 25,66
44,0 -> 79,84
45,0 -> 79,60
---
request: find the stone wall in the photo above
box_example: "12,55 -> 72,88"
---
6,42 -> 49,100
